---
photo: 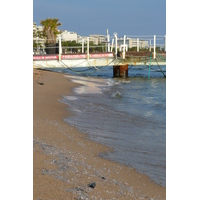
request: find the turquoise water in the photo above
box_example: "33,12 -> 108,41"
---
55,65 -> 166,186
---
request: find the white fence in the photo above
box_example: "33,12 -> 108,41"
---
33,34 -> 166,60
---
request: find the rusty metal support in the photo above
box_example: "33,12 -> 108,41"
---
113,64 -> 128,78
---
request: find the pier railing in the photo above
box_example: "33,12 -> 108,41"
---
33,34 -> 166,78
33,34 -> 166,60
119,35 -> 166,51
33,38 -> 108,55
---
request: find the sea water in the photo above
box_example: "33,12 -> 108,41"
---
54,65 -> 166,186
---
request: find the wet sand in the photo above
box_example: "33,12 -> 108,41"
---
33,68 -> 166,199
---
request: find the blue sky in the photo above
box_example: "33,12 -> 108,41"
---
33,0 -> 166,36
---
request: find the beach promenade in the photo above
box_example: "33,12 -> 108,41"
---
33,68 -> 166,199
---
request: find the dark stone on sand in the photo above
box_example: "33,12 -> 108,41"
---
37,82 -> 44,85
88,182 -> 96,188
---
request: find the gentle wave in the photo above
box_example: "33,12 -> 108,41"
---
111,91 -> 122,98
61,68 -> 166,187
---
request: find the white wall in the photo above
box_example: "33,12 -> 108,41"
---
61,30 -> 77,42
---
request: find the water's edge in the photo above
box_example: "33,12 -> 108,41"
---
61,74 -> 166,187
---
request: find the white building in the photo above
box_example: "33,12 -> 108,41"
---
77,35 -> 88,44
117,37 -> 149,49
33,22 -> 43,36
33,22 -> 37,33
89,36 -> 99,45
89,34 -> 107,45
33,22 -> 47,55
139,40 -> 149,49
61,30 -> 77,42
37,25 -> 43,32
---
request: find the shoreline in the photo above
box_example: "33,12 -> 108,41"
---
33,68 -> 166,199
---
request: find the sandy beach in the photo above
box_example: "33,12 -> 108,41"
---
33,68 -> 166,199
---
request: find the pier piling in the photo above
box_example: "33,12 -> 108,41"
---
113,64 -> 128,78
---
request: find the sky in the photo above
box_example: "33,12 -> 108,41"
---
33,0 -> 166,37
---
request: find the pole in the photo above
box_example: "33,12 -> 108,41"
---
114,33 -> 117,59
108,35 -> 110,52
165,35 -> 166,52
148,52 -> 152,79
58,34 -> 62,61
123,35 -> 126,59
149,39 -> 151,52
87,37 -> 89,60
137,38 -> 139,52
111,38 -> 114,52
154,35 -> 156,59
82,38 -> 84,53
115,34 -> 118,58
107,29 -> 110,52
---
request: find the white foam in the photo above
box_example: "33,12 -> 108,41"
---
74,86 -> 102,94
63,96 -> 78,101
111,91 -> 122,98
72,108 -> 82,113
145,111 -> 152,117
107,78 -> 115,86
71,78 -> 105,94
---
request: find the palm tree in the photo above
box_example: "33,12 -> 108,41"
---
40,18 -> 62,44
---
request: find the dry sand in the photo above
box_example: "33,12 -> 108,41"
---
33,68 -> 166,200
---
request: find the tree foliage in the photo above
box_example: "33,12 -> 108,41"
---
40,18 -> 62,44
62,40 -> 82,47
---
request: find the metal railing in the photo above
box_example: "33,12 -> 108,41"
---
33,34 -> 166,59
